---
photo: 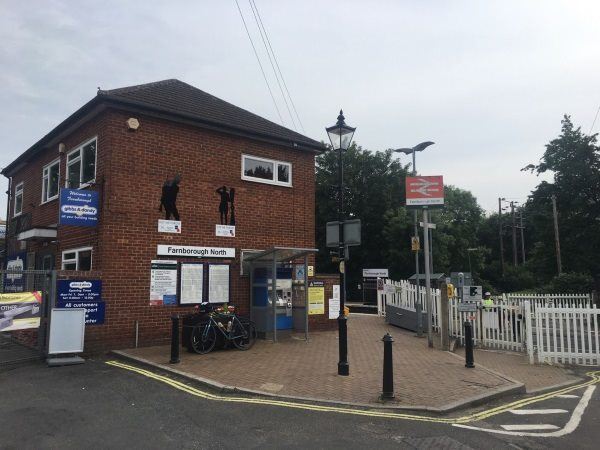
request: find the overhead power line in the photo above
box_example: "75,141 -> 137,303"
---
248,0 -> 297,131
234,0 -> 285,126
249,0 -> 306,134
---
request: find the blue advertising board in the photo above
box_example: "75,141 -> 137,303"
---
59,189 -> 99,226
4,252 -> 26,293
56,280 -> 105,325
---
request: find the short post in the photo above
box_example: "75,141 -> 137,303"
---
381,333 -> 395,399
464,321 -> 475,368
439,282 -> 450,351
170,315 -> 180,364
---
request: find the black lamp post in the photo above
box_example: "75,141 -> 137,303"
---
326,110 -> 355,376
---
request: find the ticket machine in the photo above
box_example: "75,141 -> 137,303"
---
251,266 -> 294,335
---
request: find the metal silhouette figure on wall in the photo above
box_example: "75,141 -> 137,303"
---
159,174 -> 181,220
216,186 -> 236,226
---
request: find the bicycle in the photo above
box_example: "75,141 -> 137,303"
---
189,304 -> 257,354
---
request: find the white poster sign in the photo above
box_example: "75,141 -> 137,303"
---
328,298 -> 340,319
208,264 -> 230,303
158,220 -> 182,234
149,260 -> 178,306
333,284 -> 340,300
215,224 -> 236,237
180,263 -> 204,305
157,245 -> 235,258
362,268 -> 389,278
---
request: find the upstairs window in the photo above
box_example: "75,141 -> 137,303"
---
61,247 -> 92,271
42,159 -> 60,203
242,154 -> 292,187
13,182 -> 24,216
66,137 -> 97,188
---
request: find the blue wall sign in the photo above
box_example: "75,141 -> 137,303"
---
57,280 -> 104,325
4,252 -> 27,293
59,189 -> 99,226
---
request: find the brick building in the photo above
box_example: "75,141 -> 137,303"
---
2,79 -> 337,352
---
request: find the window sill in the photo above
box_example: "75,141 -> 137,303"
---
40,197 -> 58,206
241,176 -> 292,188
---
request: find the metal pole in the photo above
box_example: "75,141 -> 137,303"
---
381,333 -> 394,399
338,143 -> 349,376
498,197 -> 505,275
304,255 -> 308,341
429,227 -> 433,274
511,201 -> 518,266
551,195 -> 562,275
272,255 -> 277,342
519,210 -> 526,264
413,151 -> 423,337
422,207 -> 433,348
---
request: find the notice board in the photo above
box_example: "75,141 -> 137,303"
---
179,263 -> 204,305
308,281 -> 325,315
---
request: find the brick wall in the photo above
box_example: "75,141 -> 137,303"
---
5,107 -> 319,352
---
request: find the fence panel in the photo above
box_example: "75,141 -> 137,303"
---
535,306 -> 600,366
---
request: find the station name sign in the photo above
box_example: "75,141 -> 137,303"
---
157,245 -> 235,258
406,176 -> 444,207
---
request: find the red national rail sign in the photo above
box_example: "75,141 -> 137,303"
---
406,176 -> 444,207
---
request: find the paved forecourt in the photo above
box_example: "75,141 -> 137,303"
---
115,314 -> 562,410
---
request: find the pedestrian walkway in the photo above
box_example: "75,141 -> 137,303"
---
116,315 -> 578,410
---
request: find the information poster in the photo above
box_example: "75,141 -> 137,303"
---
208,264 -> 230,304
150,260 -> 178,306
0,291 -> 42,331
328,298 -> 340,319
180,263 -> 204,305
308,281 -> 325,315
158,220 -> 181,234
56,280 -> 105,325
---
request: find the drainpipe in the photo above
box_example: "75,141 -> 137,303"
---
3,176 -> 11,269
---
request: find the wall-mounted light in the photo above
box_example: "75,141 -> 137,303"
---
126,117 -> 140,131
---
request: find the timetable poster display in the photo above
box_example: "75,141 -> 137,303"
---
180,263 -> 204,305
208,264 -> 230,304
149,260 -> 178,306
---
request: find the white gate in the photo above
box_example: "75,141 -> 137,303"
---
534,306 -> 600,366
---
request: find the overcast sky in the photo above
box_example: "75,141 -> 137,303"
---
1,0 -> 599,218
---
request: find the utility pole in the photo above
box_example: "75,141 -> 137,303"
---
551,195 -> 562,275
511,201 -> 518,266
519,209 -> 526,264
498,198 -> 505,275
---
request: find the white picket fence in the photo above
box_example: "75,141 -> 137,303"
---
379,279 -> 599,365
534,306 -> 600,366
378,279 -> 441,331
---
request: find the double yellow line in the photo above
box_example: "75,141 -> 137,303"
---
105,360 -> 599,425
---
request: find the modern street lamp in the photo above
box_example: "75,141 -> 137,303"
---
393,141 -> 434,337
326,110 -> 355,376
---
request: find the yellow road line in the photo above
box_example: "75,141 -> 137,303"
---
105,360 -> 599,425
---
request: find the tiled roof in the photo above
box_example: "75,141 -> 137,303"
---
98,79 -> 323,150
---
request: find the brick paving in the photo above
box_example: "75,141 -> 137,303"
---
455,347 -> 579,393
117,314 -> 571,409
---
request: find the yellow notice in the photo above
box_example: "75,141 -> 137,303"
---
308,281 -> 325,315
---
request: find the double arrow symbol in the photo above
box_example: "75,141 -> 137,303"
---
410,178 -> 440,196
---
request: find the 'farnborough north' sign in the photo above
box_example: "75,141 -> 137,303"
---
157,245 -> 235,258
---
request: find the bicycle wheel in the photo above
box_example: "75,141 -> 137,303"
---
190,322 -> 217,354
232,319 -> 257,350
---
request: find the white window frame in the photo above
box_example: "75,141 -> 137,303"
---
66,137 -> 97,189
13,182 -> 24,217
241,154 -> 292,187
41,158 -> 60,204
61,247 -> 93,271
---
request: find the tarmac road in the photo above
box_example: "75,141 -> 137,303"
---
1,358 -> 598,449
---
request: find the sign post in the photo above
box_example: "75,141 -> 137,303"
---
406,175 -> 444,346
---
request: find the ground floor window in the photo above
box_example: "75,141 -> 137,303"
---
61,247 -> 92,270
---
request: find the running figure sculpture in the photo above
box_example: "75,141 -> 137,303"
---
159,174 -> 181,220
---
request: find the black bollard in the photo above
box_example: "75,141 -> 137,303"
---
170,315 -> 180,364
464,321 -> 475,368
381,333 -> 395,399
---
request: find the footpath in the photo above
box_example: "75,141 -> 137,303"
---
114,314 -> 579,412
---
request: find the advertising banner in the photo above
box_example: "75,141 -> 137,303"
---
59,189 -> 99,226
150,260 -> 178,306
56,280 -> 104,325
0,291 -> 42,331
4,253 -> 26,293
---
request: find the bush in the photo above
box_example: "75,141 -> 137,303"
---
542,272 -> 594,294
